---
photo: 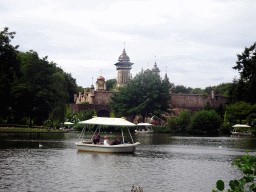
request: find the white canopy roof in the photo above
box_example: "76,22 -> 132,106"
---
64,122 -> 74,125
137,123 -> 153,127
78,117 -> 136,127
232,124 -> 251,128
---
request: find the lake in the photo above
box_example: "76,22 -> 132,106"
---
0,132 -> 255,191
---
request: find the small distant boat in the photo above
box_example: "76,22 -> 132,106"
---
231,124 -> 253,136
135,123 -> 154,133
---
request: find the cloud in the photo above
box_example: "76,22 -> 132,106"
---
1,0 -> 254,89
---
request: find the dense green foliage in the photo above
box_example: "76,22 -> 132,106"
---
0,27 -> 77,126
175,109 -> 191,132
0,27 -> 22,121
213,151 -> 256,192
187,110 -> 222,134
110,71 -> 172,122
205,83 -> 233,97
171,83 -> 232,96
228,42 -> 256,104
65,106 -> 95,124
225,101 -> 256,124
106,78 -> 117,91
171,85 -> 192,94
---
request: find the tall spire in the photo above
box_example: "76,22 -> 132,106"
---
164,66 -> 168,81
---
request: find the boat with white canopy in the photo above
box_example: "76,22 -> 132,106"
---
135,123 -> 154,133
75,117 -> 140,153
231,124 -> 252,136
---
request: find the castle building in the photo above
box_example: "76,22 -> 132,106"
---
72,48 -> 227,120
143,62 -> 160,76
114,49 -> 133,88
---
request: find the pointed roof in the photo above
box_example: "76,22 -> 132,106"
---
152,62 -> 160,72
118,49 -> 130,62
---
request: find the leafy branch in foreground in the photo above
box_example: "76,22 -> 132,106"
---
213,150 -> 256,192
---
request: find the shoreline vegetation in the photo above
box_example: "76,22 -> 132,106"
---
0,126 -> 65,133
1,124 -> 255,135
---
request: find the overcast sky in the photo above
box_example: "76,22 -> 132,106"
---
1,0 -> 255,89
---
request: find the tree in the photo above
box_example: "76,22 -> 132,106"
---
106,78 -> 117,91
172,85 -> 190,94
176,109 -> 191,132
229,42 -> 256,104
204,83 -> 232,96
0,27 -> 22,121
110,71 -> 172,122
190,87 -> 203,94
225,101 -> 254,124
48,72 -> 69,126
188,110 -> 222,134
16,50 -> 72,126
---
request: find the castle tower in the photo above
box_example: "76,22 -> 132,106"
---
152,62 -> 160,76
96,75 -> 106,91
114,49 -> 133,88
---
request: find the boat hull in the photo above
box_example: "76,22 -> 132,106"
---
135,130 -> 154,133
75,142 -> 140,153
231,132 -> 252,136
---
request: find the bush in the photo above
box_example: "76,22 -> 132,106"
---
219,123 -> 233,135
74,124 -> 86,131
176,109 -> 191,132
167,117 -> 178,132
188,110 -> 222,135
153,126 -> 171,133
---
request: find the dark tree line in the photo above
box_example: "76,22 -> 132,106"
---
0,27 -> 77,126
171,83 -> 233,96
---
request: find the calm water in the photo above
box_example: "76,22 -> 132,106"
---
0,132 -> 256,192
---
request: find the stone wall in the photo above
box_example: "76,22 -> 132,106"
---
70,103 -> 111,115
71,91 -> 227,116
92,91 -> 113,105
169,93 -> 227,113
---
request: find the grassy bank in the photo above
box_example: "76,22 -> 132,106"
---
0,126 -> 64,133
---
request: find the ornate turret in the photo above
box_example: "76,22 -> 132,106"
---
115,48 -> 134,88
96,75 -> 106,91
152,62 -> 160,76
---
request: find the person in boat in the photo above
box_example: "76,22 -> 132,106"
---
104,136 -> 111,146
112,136 -> 122,145
92,135 -> 100,144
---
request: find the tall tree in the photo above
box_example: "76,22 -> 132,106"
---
110,71 -> 172,122
229,42 -> 256,104
16,51 -> 72,126
0,27 -> 22,121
